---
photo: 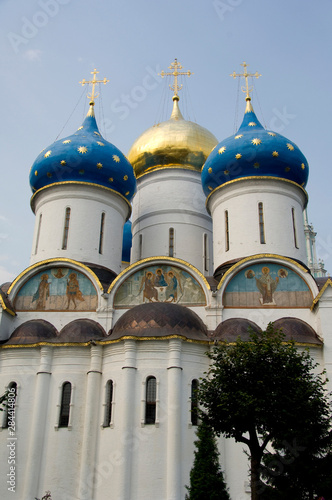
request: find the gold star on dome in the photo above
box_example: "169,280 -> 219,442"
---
248,122 -> 256,127
108,177 -> 114,182
208,167 -> 213,174
125,191 -> 130,196
123,175 -> 128,181
77,126 -> 83,131
47,172 -> 52,178
44,150 -> 52,158
253,162 -> 260,168
34,170 -> 38,176
235,134 -> 243,139
94,131 -> 101,136
272,151 -> 279,157
285,167 -> 291,172
268,132 -> 276,137
97,163 -> 103,169
63,140 -> 71,144
235,153 -> 242,159
252,138 -> 262,145
79,169 -> 85,175
286,143 -> 295,151
218,146 -> 226,155
78,146 -> 88,154
97,141 -> 105,146
208,186 -> 213,191
224,170 -> 229,175
301,163 -> 305,170
113,154 -> 120,163
60,160 -> 66,166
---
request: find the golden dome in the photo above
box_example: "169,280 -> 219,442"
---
128,97 -> 218,178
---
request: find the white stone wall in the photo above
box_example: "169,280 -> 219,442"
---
30,184 -> 130,273
208,178 -> 308,270
131,170 -> 213,274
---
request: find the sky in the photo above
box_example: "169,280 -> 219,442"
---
1,0 -> 332,284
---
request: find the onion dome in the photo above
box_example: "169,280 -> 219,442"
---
202,96 -> 309,197
128,96 -> 218,178
110,302 -> 208,341
122,220 -> 132,263
30,104 -> 136,202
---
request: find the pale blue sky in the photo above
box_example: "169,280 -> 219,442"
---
1,0 -> 332,282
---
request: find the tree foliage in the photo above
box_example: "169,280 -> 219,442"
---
198,324 -> 332,500
186,419 -> 230,500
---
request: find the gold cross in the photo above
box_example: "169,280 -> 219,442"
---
159,58 -> 193,99
79,69 -> 109,105
230,62 -> 261,99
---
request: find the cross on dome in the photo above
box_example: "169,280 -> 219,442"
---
159,58 -> 193,101
79,69 -> 109,106
230,61 -> 261,100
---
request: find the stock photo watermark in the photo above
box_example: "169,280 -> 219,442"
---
6,386 -> 17,493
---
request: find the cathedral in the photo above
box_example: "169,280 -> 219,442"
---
0,61 -> 331,500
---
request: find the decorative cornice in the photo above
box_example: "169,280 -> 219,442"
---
217,253 -> 309,290
0,295 -> 15,316
311,278 -> 332,311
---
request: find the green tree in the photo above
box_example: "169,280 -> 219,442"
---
186,419 -> 230,500
198,324 -> 332,500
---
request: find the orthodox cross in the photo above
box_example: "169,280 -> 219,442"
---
79,69 -> 109,105
230,62 -> 261,99
159,58 -> 193,99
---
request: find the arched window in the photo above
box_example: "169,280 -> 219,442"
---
62,207 -> 71,250
59,382 -> 71,428
99,212 -> 105,254
191,379 -> 199,426
225,210 -> 229,251
145,376 -> 156,424
35,214 -> 42,254
169,228 -> 174,257
258,202 -> 265,244
3,382 -> 17,429
103,380 -> 113,427
292,208 -> 299,249
139,234 -> 143,260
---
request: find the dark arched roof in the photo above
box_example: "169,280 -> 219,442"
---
110,302 -> 208,341
5,320 -> 58,345
56,319 -> 106,342
213,318 -> 262,342
273,317 -> 322,345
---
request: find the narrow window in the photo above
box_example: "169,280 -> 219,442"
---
59,382 -> 71,428
169,228 -> 174,257
203,234 -> 209,272
139,234 -> 143,260
103,380 -> 113,427
35,214 -> 42,254
99,212 -> 105,254
62,207 -> 71,250
225,210 -> 229,251
145,376 -> 156,424
191,379 -> 199,426
292,208 -> 299,249
258,202 -> 265,244
3,382 -> 17,429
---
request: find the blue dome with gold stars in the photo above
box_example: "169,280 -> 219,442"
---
30,105 -> 136,202
201,98 -> 309,198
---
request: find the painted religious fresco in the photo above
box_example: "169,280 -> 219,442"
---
114,265 -> 206,308
223,263 -> 312,308
14,268 -> 98,311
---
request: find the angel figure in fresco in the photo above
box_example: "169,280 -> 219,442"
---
139,271 -> 158,302
66,273 -> 85,309
154,268 -> 168,288
32,274 -> 50,310
165,270 -> 183,303
255,266 -> 279,304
